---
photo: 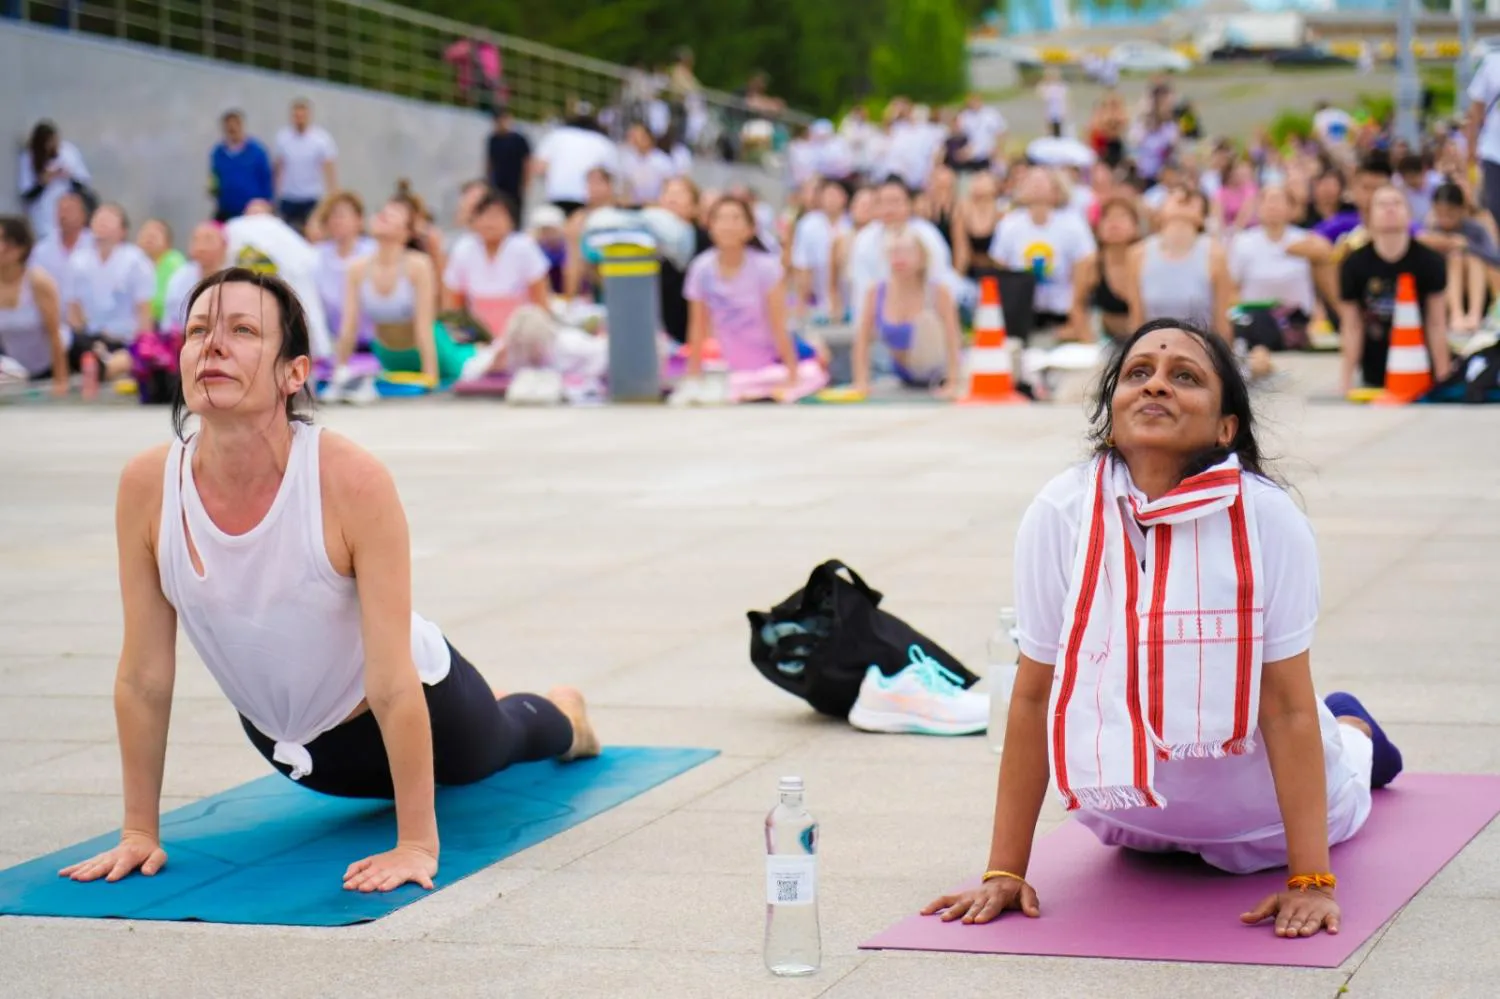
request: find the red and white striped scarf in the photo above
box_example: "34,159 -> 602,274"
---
1049,453 -> 1264,812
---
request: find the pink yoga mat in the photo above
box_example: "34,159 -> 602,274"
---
862,773 -> 1500,968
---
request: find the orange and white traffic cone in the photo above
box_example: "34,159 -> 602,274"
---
1374,273 -> 1433,405
961,275 -> 1026,406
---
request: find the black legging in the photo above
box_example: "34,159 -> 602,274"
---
241,642 -> 574,799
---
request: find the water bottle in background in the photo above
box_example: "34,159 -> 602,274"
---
764,776 -> 820,977
80,350 -> 99,401
987,607 -> 1020,754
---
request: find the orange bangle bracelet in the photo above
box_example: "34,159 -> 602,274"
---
1286,873 -> 1337,892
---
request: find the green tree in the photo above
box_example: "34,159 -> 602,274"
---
871,0 -> 970,105
392,0 -> 973,115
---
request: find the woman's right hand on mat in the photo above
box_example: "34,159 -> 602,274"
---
921,878 -> 1040,924
57,832 -> 166,883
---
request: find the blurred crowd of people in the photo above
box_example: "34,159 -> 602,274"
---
6,65 -> 1497,405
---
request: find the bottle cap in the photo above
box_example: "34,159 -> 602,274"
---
778,776 -> 804,793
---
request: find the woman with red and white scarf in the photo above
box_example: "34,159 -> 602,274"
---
925,318 -> 1402,940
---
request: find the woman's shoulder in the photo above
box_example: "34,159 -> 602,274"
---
119,443 -> 174,508
1244,473 -> 1316,550
26,265 -> 59,298
1029,460 -> 1094,521
403,248 -> 435,275
317,428 -> 400,507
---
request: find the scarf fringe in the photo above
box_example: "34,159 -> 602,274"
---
1154,734 -> 1259,761
1069,784 -> 1166,812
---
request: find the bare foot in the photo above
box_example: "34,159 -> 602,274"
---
1335,715 -> 1372,738
548,685 -> 601,762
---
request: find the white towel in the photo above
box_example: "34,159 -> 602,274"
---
1049,453 -> 1264,812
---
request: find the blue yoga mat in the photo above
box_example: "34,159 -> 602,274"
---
0,746 -> 716,927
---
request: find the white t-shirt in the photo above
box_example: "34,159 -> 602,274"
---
619,146 -> 676,204
789,211 -> 848,310
535,127 -> 619,204
442,232 -> 551,299
958,107 -> 1007,161
16,141 -> 90,242
273,125 -> 338,201
885,122 -> 941,191
847,218 -> 957,326
69,243 -> 155,339
1469,54 -> 1500,164
1039,82 -> 1068,123
813,137 -> 855,180
29,229 -> 94,309
989,209 -> 1097,315
1013,463 -> 1368,865
1230,226 -> 1315,314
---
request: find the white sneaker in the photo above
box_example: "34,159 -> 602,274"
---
508,367 -> 563,406
848,647 -> 989,736
347,376 -> 379,406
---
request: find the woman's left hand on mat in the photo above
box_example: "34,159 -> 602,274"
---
343,845 -> 438,893
1239,888 -> 1340,938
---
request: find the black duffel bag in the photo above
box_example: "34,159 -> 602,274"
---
747,559 -> 980,718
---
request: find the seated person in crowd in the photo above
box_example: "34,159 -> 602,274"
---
313,192 -> 376,348
135,219 -> 187,330
1419,182 -> 1497,334
327,192 -> 457,399
850,226 -> 963,397
67,203 -> 155,380
1338,186 -> 1451,395
0,215 -> 68,394
681,195 -> 828,403
442,188 -> 552,343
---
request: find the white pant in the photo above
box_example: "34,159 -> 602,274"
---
1078,716 -> 1374,875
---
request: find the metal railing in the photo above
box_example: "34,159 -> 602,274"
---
8,0 -> 814,156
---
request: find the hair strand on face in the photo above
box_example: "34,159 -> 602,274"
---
170,268 -> 317,440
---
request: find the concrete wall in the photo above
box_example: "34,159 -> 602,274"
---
1,23 -> 782,245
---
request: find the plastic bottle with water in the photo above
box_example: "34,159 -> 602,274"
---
764,776 -> 820,977
987,607 -> 1020,753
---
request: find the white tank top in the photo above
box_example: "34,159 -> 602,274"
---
157,422 -> 450,780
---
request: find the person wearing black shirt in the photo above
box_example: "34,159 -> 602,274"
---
1337,185 -> 1451,394
485,107 -> 531,214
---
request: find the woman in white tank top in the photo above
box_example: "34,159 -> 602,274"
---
1127,187 -> 1234,341
60,268 -> 600,895
0,216 -> 68,394
923,318 -> 1403,940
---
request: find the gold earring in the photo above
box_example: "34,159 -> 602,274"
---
1105,434 -> 1115,448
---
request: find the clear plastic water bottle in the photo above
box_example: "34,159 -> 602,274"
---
987,607 -> 1019,753
764,775 -> 820,977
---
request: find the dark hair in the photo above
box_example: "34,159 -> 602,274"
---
27,120 -> 59,182
473,187 -> 518,227
1432,182 -> 1467,210
170,268 -> 316,440
1357,152 -> 1393,179
0,215 -> 36,262
878,177 -> 914,200
221,109 -> 245,124
1088,318 -> 1267,481
1396,153 -> 1423,176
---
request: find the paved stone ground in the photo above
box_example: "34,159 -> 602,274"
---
1,354 -> 1497,998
